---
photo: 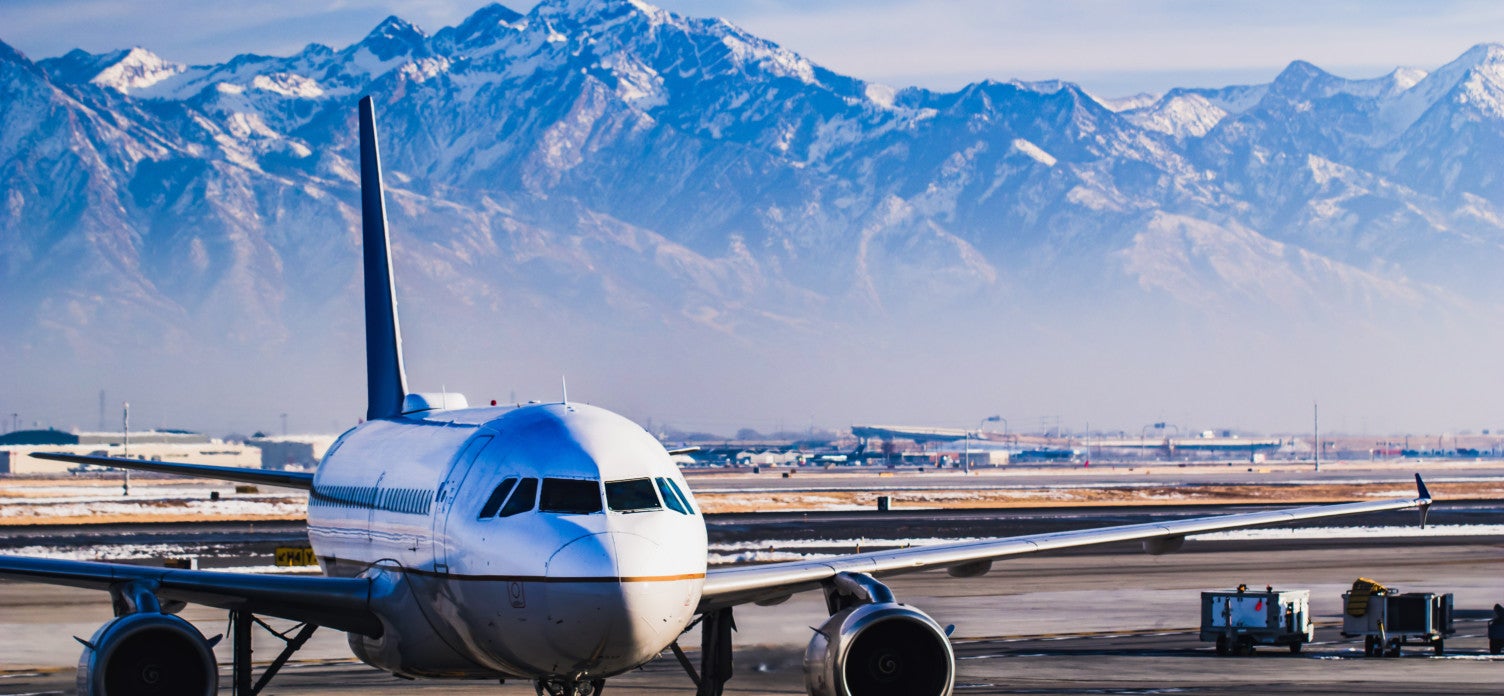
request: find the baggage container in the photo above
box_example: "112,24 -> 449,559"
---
1200,586 -> 1313,656
1340,577 -> 1453,656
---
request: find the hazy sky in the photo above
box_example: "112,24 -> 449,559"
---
4,0 -> 1504,96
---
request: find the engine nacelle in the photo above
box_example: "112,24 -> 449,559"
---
803,602 -> 954,696
77,612 -> 218,696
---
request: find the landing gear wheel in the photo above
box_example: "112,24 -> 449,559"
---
1234,640 -> 1254,657
1490,638 -> 1502,655
1363,636 -> 1377,657
1215,635 -> 1230,656
1433,639 -> 1444,655
1386,640 -> 1401,658
535,678 -> 604,696
1289,641 -> 1303,654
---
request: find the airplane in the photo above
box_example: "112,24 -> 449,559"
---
2,96 -> 1434,696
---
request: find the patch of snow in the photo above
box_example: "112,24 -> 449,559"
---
1095,92 -> 1161,112
1066,184 -> 1125,212
224,111 -> 281,140
250,72 -> 325,98
1012,78 -> 1068,94
90,47 -> 185,93
1390,67 -> 1428,92
600,54 -> 664,107
1011,138 -> 1056,166
719,34 -> 816,85
400,57 -> 452,83
1126,93 -> 1227,138
1196,524 -> 1504,541
865,83 -> 897,109
0,496 -> 306,521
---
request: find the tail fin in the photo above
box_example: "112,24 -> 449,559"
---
358,96 -> 408,420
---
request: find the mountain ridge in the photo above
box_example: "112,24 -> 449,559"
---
3,1 -> 1504,434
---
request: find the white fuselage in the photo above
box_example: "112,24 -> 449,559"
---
305,402 -> 707,680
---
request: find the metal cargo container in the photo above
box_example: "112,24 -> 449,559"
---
1200,587 -> 1313,656
1341,582 -> 1454,656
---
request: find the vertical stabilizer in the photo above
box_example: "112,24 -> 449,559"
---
358,96 -> 409,420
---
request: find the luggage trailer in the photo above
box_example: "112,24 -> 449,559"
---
1341,591 -> 1455,657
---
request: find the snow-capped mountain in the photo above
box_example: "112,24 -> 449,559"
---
4,0 -> 1504,433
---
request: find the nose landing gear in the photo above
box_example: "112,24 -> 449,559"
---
535,676 -> 605,696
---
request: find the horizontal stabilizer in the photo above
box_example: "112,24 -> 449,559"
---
29,453 -> 313,490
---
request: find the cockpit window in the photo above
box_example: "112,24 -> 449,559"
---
478,477 -> 518,519
539,478 -> 603,514
605,478 -> 661,512
497,477 -> 538,517
656,477 -> 692,515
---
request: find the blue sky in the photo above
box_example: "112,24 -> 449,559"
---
3,0 -> 1504,96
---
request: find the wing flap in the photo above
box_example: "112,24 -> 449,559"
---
28,453 -> 314,490
699,483 -> 1432,612
0,555 -> 378,635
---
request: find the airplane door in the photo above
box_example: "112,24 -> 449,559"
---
431,432 -> 494,572
366,472 -> 385,544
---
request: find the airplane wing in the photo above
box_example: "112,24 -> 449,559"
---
29,452 -> 314,490
698,475 -> 1433,611
0,555 -> 379,635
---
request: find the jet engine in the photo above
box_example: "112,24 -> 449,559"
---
77,612 -> 218,696
803,601 -> 954,696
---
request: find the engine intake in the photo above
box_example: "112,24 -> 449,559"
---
77,612 -> 218,696
803,602 -> 954,696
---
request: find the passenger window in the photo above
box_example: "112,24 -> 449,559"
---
497,478 -> 537,517
606,478 -> 661,512
656,477 -> 690,515
539,478 -> 603,514
478,477 -> 518,519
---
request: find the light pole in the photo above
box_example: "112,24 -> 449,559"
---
1141,422 -> 1175,461
122,401 -> 130,497
966,415 -> 1002,474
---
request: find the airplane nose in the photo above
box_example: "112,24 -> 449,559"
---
546,532 -> 617,580
537,532 -> 679,674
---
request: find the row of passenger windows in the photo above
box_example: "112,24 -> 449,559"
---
310,485 -> 433,516
478,476 -> 694,519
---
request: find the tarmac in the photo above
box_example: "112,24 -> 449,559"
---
2,524 -> 1500,694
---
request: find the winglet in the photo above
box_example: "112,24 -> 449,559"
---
1415,473 -> 1433,529
359,95 -> 409,421
1415,473 -> 1432,502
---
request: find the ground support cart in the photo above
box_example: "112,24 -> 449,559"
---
1200,588 -> 1314,656
1488,604 -> 1504,655
1341,587 -> 1454,657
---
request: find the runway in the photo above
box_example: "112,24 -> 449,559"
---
2,521 -> 1500,694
